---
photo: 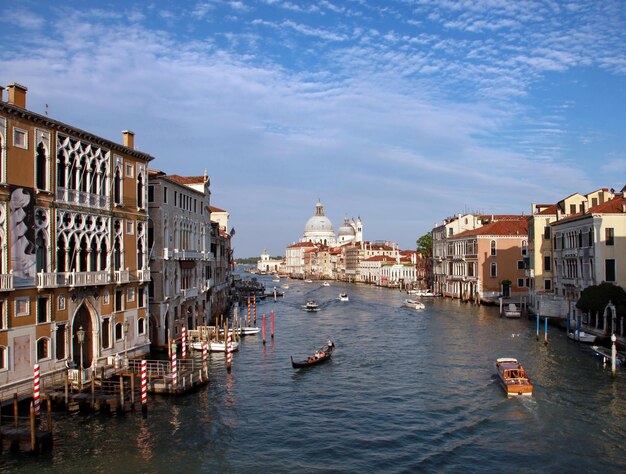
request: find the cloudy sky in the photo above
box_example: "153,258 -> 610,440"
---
2,0 -> 625,258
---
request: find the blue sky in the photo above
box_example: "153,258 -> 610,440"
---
1,0 -> 625,258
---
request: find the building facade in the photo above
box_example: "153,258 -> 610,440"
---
1,83 -> 152,394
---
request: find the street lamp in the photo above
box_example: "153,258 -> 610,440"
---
76,326 -> 85,391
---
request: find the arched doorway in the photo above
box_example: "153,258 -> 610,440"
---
72,305 -> 93,369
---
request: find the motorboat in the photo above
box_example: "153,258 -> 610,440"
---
322,282 -> 331,287
408,289 -> 435,297
272,276 -> 280,282
339,293 -> 349,302
568,331 -> 596,343
304,300 -> 319,312
495,358 -> 533,397
304,279 -> 313,283
404,298 -> 425,310
503,303 -> 521,318
291,340 -> 335,368
191,340 -> 240,352
281,284 -> 289,289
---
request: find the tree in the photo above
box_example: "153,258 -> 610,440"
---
576,282 -> 626,333
416,233 -> 433,257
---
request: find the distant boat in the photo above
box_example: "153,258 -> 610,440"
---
408,289 -> 435,297
191,340 -> 240,352
495,358 -> 533,397
339,293 -> 349,302
291,341 -> 335,368
404,298 -> 425,310
568,331 -> 596,343
303,300 -> 319,312
305,279 -> 313,283
281,284 -> 289,289
590,345 -> 625,366
322,282 -> 330,287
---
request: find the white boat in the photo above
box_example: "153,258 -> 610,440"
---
219,326 -> 261,336
404,298 -> 425,310
304,300 -> 319,312
568,331 -> 596,343
503,303 -> 521,318
281,284 -> 289,289
305,279 -> 313,283
322,282 -> 330,287
272,278 -> 280,283
408,289 -> 435,297
339,293 -> 349,302
191,340 -> 240,352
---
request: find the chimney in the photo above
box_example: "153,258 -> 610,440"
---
0,85 -> 4,102
122,130 -> 135,149
7,83 -> 28,108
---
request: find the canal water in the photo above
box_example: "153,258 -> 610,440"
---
2,275 -> 625,473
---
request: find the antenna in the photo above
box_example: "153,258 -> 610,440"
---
45,104 -> 48,116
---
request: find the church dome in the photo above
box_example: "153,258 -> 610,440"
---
305,215 -> 333,233
338,218 -> 355,237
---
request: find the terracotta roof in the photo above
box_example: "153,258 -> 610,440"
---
452,219 -> 528,238
287,242 -> 317,249
537,204 -> 558,215
168,175 -> 208,185
555,195 -> 626,223
363,255 -> 396,262
209,206 -> 226,213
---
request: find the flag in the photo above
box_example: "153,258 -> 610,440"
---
229,227 -> 236,236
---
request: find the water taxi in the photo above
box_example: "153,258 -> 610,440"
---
495,358 -> 533,397
304,300 -> 319,312
404,298 -> 425,310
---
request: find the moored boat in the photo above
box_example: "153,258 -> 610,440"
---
291,340 -> 335,368
503,303 -> 521,318
495,358 -> 533,397
590,345 -> 625,365
303,300 -> 319,312
191,340 -> 240,352
404,298 -> 425,310
568,331 -> 596,343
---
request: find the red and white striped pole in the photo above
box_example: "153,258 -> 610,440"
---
33,364 -> 41,415
202,341 -> 208,378
141,359 -> 147,414
253,296 -> 257,326
262,314 -> 267,345
181,327 -> 187,359
271,310 -> 275,339
171,343 -> 178,390
247,297 -> 251,326
226,333 -> 232,373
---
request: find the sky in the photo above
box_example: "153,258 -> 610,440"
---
1,0 -> 625,258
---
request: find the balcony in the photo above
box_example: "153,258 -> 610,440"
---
136,269 -> 151,282
0,273 -> 13,291
37,272 -> 60,289
173,249 -> 201,260
182,287 -> 198,299
163,248 -> 172,260
57,187 -> 110,210
115,270 -> 130,284
62,271 -> 111,287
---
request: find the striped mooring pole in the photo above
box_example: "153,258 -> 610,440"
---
253,295 -> 257,325
171,343 -> 178,389
226,333 -> 233,373
33,364 -> 41,415
247,297 -> 251,326
202,341 -> 208,378
182,327 -> 187,359
271,310 -> 275,339
141,360 -> 148,414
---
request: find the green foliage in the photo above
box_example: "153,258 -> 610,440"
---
576,282 -> 626,316
416,233 -> 433,257
501,280 -> 512,287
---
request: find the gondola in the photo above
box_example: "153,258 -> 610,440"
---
291,340 -> 335,368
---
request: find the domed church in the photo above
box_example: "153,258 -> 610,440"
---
301,200 -> 362,247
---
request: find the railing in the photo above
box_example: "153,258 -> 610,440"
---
173,249 -> 201,260
60,271 -> 111,287
136,269 -> 151,282
56,187 -> 110,210
163,248 -> 173,260
182,287 -> 198,298
0,273 -> 14,291
115,270 -> 130,284
37,272 -> 60,288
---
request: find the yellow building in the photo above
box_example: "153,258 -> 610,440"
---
0,83 -> 153,397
